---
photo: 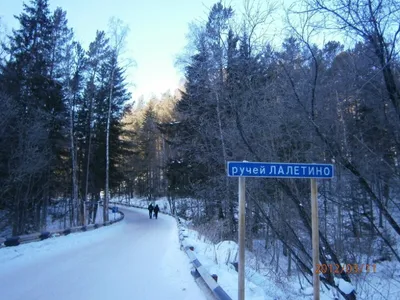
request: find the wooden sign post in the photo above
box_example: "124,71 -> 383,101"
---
227,161 -> 334,300
238,177 -> 246,300
311,178 -> 320,300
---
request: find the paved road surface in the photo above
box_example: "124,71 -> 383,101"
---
0,207 -> 205,300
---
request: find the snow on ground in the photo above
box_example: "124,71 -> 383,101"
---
184,229 -> 318,300
0,203 -> 117,237
45,205 -> 116,232
349,260 -> 400,299
182,226 -> 400,300
115,196 -> 400,300
0,206 -> 205,300
2,194 -> 400,300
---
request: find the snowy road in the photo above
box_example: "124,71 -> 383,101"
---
0,207 -> 205,300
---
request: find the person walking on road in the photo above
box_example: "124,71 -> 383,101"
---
148,203 -> 154,219
154,204 -> 160,219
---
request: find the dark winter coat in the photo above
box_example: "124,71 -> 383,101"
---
154,205 -> 159,213
148,204 -> 154,212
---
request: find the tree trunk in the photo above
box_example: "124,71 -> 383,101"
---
84,87 -> 94,223
104,66 -> 115,223
215,92 -> 227,219
287,250 -> 292,276
68,85 -> 81,225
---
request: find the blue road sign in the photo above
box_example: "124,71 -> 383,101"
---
227,161 -> 334,179
112,206 -> 118,213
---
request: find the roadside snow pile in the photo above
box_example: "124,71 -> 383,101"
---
335,278 -> 354,294
184,234 -> 265,299
183,227 -> 362,300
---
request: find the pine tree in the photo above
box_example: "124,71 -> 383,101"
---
89,52 -> 130,221
63,41 -> 86,226
0,0 -> 67,234
136,104 -> 160,200
79,31 -> 110,223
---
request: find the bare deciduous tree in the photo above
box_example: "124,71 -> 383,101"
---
104,17 -> 130,222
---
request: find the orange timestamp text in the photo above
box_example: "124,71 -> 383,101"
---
315,263 -> 376,274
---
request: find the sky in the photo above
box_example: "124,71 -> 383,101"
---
0,0 -> 347,104
0,0 -> 241,102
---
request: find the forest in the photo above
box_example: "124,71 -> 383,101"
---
1,0 -> 400,299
